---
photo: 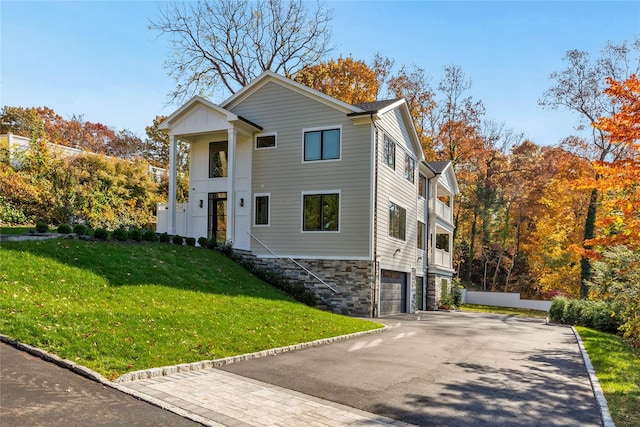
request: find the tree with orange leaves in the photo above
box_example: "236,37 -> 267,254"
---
586,75 -> 640,250
294,56 -> 379,105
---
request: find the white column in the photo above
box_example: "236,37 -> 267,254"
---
168,134 -> 177,235
227,128 -> 236,245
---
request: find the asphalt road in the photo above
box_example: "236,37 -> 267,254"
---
219,311 -> 602,426
0,342 -> 202,427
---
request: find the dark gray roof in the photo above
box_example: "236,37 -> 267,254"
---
348,99 -> 403,116
424,160 -> 450,174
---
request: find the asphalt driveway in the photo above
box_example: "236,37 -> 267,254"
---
219,311 -> 602,426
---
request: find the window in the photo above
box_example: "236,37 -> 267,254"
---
383,134 -> 395,169
389,201 -> 406,240
404,155 -> 415,183
209,141 -> 228,178
417,221 -> 425,250
418,174 -> 427,198
256,134 -> 276,149
303,193 -> 339,231
254,194 -> 270,226
304,128 -> 340,161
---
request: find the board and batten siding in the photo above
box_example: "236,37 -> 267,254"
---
228,81 -> 372,259
375,108 -> 422,272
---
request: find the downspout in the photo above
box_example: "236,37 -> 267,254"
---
371,113 -> 379,318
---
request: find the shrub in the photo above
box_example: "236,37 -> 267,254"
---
185,237 -> 196,246
113,227 -> 129,242
206,238 -> 218,249
73,224 -> 87,235
57,224 -> 72,234
143,229 -> 158,242
35,221 -> 48,233
129,227 -> 143,242
94,228 -> 109,240
172,234 -> 184,245
549,297 -> 567,323
197,236 -> 208,247
159,232 -> 170,243
217,241 -> 234,256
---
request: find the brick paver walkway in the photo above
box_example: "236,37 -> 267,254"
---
121,368 -> 415,427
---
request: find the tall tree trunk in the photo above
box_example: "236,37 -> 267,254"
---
467,210 -> 478,282
581,188 -> 598,298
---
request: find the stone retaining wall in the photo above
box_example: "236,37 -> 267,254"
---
248,256 -> 375,317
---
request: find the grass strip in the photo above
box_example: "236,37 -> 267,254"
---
575,326 -> 640,427
460,304 -> 548,318
0,239 -> 381,380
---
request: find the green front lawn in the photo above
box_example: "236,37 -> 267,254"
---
0,226 -> 32,235
0,239 -> 381,380
576,327 -> 640,427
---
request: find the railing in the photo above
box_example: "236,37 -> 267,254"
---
434,248 -> 452,268
247,231 -> 338,294
435,199 -> 452,221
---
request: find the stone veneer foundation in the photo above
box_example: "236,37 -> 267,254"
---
250,257 -> 375,317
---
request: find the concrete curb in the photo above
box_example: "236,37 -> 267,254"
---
571,327 -> 615,427
114,325 -> 388,383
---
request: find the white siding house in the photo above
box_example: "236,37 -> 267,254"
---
157,71 -> 458,317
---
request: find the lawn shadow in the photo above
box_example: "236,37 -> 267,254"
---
1,238 -> 294,302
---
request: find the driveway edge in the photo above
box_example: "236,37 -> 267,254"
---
571,327 -> 615,427
114,325 -> 387,383
1,326 -> 387,385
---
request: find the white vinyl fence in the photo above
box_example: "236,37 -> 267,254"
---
461,290 -> 551,312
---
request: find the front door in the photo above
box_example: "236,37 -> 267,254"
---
208,192 -> 227,243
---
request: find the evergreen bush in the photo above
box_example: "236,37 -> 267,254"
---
143,229 -> 158,242
197,236 -> 208,247
172,234 -> 184,245
73,224 -> 87,235
185,237 -> 196,246
159,232 -> 170,243
129,227 -> 143,242
35,221 -> 48,233
57,224 -> 72,234
114,227 -> 129,242
94,228 -> 109,240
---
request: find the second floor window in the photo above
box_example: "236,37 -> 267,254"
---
404,155 -> 415,184
418,174 -> 427,198
383,134 -> 395,169
209,141 -> 228,178
417,221 -> 425,250
256,134 -> 276,149
389,201 -> 406,241
304,128 -> 340,161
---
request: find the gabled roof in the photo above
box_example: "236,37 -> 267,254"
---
350,99 -> 404,115
158,95 -> 262,132
221,70 -> 365,115
424,160 -> 459,194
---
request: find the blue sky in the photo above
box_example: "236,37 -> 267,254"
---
2,1 -> 639,146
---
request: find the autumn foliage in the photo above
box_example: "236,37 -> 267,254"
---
578,75 -> 640,251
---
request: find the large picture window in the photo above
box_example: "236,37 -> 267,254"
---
383,134 -> 395,169
304,128 -> 340,161
404,155 -> 415,184
303,193 -> 339,231
389,201 -> 406,240
254,194 -> 270,226
209,141 -> 228,178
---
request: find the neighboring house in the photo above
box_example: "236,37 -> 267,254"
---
0,133 -> 167,182
156,71 -> 459,317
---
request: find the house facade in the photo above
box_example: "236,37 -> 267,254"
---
157,71 -> 458,317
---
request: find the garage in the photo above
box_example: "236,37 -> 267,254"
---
380,270 -> 407,315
